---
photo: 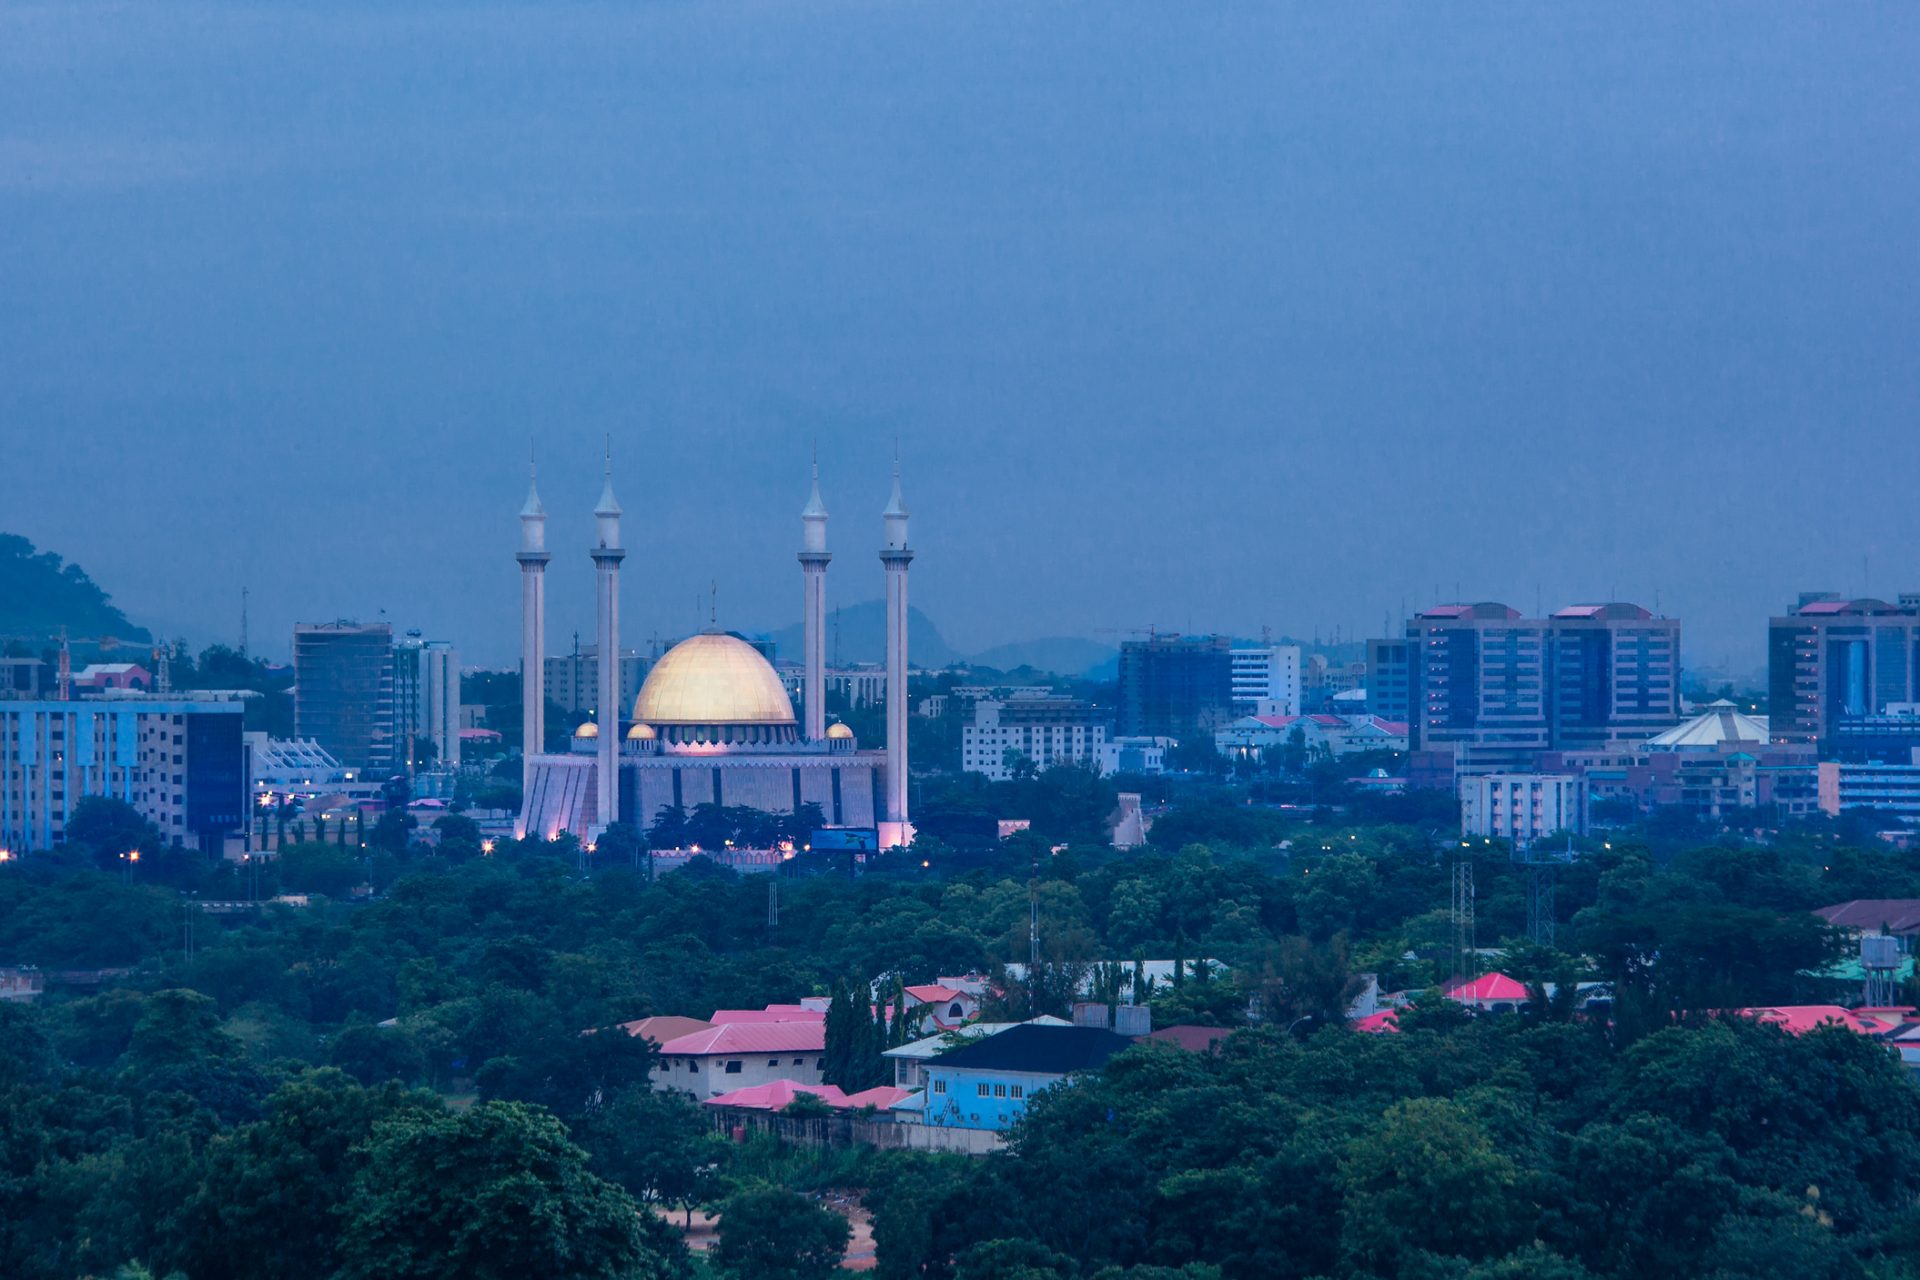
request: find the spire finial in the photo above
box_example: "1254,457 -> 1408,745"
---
604,433 -> 611,475
710,580 -> 718,629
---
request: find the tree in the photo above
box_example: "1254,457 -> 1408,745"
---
336,1101 -> 687,1280
711,1186 -> 850,1280
574,1086 -> 727,1225
170,1069 -> 440,1280
1339,1098 -> 1529,1271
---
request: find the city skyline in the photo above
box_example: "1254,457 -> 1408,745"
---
5,4 -> 1917,671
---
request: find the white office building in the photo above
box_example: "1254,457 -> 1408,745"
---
962,697 -> 1109,780
394,635 -> 461,772
1231,645 -> 1301,716
1460,773 -> 1588,846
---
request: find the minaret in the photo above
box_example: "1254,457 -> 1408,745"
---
879,459 -> 914,845
799,455 -> 830,742
516,460 -> 551,798
591,445 -> 625,832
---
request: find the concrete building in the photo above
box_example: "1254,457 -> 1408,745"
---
1215,713 -> 1409,764
294,622 -> 397,776
917,1023 -> 1133,1132
1540,702 -> 1820,823
543,644 -> 646,722
1099,735 -> 1172,777
0,699 -> 248,854
651,1020 -> 826,1099
1819,758 -> 1920,826
1395,601 -> 1679,774
1118,634 -> 1233,740
518,462 -> 552,795
247,733 -> 383,811
69,663 -> 153,694
1769,594 -> 1920,745
1231,644 -> 1301,716
1366,637 -> 1413,725
394,633 -> 460,773
1546,603 -> 1680,752
1301,653 -> 1367,713
961,696 -> 1108,780
1459,773 -> 1588,845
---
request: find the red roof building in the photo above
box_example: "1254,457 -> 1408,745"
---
1444,972 -> 1531,1008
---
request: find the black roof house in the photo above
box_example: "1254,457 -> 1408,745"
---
927,1023 -> 1134,1075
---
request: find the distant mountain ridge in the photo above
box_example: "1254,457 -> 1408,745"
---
0,534 -> 150,645
760,600 -> 1117,678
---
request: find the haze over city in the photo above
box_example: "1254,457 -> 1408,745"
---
5,2 -> 1917,670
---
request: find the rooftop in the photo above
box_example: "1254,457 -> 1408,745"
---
657,1021 -> 825,1056
927,1023 -> 1134,1075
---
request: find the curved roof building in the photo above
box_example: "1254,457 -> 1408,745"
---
517,459 -> 909,847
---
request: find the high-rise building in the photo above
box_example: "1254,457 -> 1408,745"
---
1396,601 -> 1679,772
1546,603 -> 1680,752
1366,637 -> 1413,724
1768,594 -> 1920,745
0,698 -> 248,854
394,634 -> 460,773
294,622 -> 396,776
1408,604 -> 1551,771
1230,645 -> 1301,716
1117,635 -> 1233,740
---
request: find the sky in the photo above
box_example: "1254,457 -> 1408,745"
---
2,2 -> 1916,675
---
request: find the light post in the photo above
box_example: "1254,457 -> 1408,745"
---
121,849 -> 141,884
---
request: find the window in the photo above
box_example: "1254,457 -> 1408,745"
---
932,1079 -> 947,1095
686,1060 -> 697,1072
993,1084 -> 1007,1098
977,1083 -> 990,1098
724,1060 -> 743,1074
1010,1085 -> 1025,1100
815,1058 -> 824,1069
768,1058 -> 780,1067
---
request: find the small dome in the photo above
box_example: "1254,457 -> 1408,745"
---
825,722 -> 854,740
626,722 -> 656,741
633,633 -> 797,727
574,721 -> 600,739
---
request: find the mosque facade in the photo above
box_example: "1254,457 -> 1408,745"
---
516,455 -> 914,848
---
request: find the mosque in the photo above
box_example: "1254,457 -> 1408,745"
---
515,452 -> 914,849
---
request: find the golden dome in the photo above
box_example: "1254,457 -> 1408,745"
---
626,722 -> 656,741
633,633 -> 796,726
574,721 -> 600,739
825,722 -> 854,740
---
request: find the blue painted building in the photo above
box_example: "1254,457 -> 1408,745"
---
919,1024 -> 1134,1131
0,699 -> 248,854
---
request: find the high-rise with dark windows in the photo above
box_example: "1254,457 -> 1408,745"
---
1117,634 -> 1233,740
294,622 -> 397,776
1768,594 -> 1920,745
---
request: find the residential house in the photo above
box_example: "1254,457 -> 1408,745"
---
917,1023 -> 1134,1131
652,1021 -> 826,1098
882,1017 -> 1072,1091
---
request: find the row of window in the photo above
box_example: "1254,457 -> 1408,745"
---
665,1056 -> 826,1075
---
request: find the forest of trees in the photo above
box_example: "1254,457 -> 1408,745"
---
5,769 -> 1920,1277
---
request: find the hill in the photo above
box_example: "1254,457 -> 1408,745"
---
761,600 -> 959,668
966,636 -> 1118,679
0,535 -> 149,645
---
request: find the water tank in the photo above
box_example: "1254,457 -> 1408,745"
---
1113,1004 -> 1151,1036
1862,935 -> 1901,970
1071,1002 -> 1110,1029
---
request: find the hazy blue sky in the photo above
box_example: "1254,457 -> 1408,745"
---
4,2 -> 1916,672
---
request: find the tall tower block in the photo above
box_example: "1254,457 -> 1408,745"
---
591,449 -> 624,832
516,463 -> 551,799
878,462 -> 914,846
799,460 -> 831,742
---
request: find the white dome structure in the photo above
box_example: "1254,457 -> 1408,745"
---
632,633 -> 799,747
